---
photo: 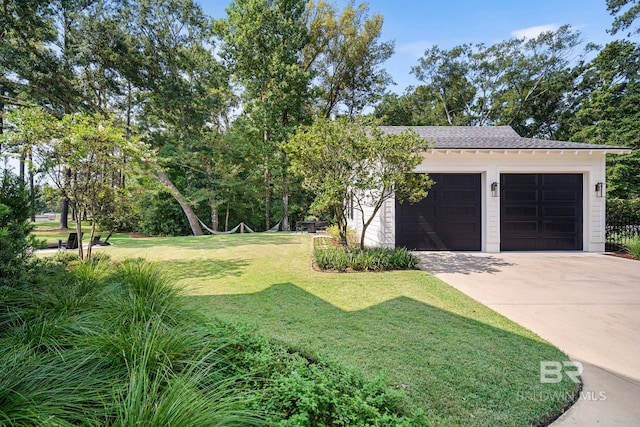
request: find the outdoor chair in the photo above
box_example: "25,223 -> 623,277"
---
59,232 -> 80,250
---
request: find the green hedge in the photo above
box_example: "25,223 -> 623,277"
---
607,197 -> 640,219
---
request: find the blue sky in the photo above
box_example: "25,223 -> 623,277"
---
200,0 -> 619,93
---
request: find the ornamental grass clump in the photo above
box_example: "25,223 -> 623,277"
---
624,235 -> 640,259
0,258 -> 262,427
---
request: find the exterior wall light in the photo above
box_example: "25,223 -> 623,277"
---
491,182 -> 499,197
595,182 -> 604,197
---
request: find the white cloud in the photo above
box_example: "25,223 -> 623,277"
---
397,40 -> 434,60
511,24 -> 560,39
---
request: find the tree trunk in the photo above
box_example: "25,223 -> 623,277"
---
29,150 -> 35,222
225,203 -> 230,231
0,84 -> 4,154
86,215 -> 97,262
19,151 -> 25,182
265,166 -> 271,231
154,167 -> 203,236
282,153 -> 289,232
75,216 -> 84,261
210,200 -> 219,232
60,199 -> 69,228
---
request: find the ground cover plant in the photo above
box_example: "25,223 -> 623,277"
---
92,232 -> 580,426
1,252 -> 415,426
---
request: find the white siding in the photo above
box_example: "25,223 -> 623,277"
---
351,150 -> 608,252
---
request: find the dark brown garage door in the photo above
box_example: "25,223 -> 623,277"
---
501,174 -> 583,251
395,173 -> 481,251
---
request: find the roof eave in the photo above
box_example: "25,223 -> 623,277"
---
426,148 -> 633,155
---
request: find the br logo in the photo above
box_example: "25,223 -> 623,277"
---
540,361 -> 583,384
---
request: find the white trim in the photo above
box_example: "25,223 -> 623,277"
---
427,148 -> 631,155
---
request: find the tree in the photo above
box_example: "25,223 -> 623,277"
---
608,0 -> 640,36
220,0 -> 312,231
569,40 -> 640,198
303,1 -> 394,118
409,26 -> 581,137
3,107 -> 140,260
288,117 -> 432,249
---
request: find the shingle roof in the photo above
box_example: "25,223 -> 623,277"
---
379,126 -> 630,151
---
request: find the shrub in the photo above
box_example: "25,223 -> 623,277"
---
326,224 -> 359,248
139,190 -> 192,236
0,170 -> 37,288
208,321 -> 419,426
607,197 -> 640,219
314,246 -> 418,272
624,235 -> 640,259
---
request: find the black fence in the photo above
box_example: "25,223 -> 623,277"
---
606,215 -> 640,252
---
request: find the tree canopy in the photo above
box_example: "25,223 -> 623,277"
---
287,117 -> 432,248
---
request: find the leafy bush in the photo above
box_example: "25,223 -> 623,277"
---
0,170 -> 37,288
624,235 -> 640,259
140,190 -> 192,236
209,322 -> 420,426
607,197 -> 640,219
326,224 -> 359,248
314,246 -> 418,272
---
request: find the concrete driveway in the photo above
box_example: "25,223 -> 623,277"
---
415,251 -> 640,426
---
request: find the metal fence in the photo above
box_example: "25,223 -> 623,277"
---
606,215 -> 640,252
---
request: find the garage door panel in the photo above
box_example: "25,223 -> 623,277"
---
542,206 -> 577,217
501,173 -> 582,251
503,174 -> 538,185
543,189 -> 578,201
543,221 -> 577,233
441,206 -> 477,218
503,221 -> 538,232
396,173 -> 481,251
441,189 -> 477,203
542,174 -> 581,185
504,190 -> 538,202
504,206 -> 539,217
502,237 -> 537,247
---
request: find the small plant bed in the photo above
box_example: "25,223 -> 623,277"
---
606,235 -> 640,261
314,226 -> 418,272
314,245 -> 418,272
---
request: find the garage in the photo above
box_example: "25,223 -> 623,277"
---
395,173 -> 481,251
500,173 -> 583,251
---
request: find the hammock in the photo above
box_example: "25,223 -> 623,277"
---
265,220 -> 281,233
198,215 -> 288,235
198,219 -> 255,235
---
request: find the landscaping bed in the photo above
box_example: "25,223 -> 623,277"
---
0,254 -> 414,425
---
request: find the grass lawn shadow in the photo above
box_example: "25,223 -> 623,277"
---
191,282 -> 579,426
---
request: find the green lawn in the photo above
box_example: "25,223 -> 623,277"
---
70,233 -> 577,425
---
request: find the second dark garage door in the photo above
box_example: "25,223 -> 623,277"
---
500,174 -> 583,251
395,173 -> 481,251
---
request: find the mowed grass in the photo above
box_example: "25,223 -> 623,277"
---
76,233 -> 577,426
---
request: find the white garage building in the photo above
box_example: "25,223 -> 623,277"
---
349,126 -> 630,252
